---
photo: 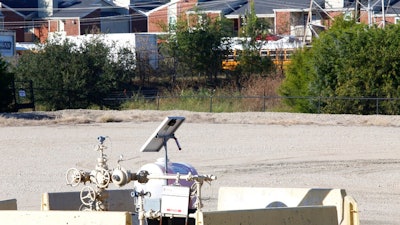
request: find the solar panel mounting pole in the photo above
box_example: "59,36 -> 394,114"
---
139,116 -> 186,185
161,134 -> 170,175
157,133 -> 182,183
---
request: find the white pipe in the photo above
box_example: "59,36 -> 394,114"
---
147,173 -> 216,182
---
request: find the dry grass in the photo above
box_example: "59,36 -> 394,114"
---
2,109 -> 400,127
240,76 -> 285,111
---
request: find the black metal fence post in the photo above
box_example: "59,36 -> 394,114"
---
263,90 -> 266,112
157,95 -> 160,110
209,95 -> 213,112
318,97 -> 321,114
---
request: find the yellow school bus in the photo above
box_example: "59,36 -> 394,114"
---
222,48 -> 296,71
222,49 -> 241,71
222,36 -> 303,71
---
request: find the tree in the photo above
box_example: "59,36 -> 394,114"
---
280,17 -> 400,114
160,12 -> 233,86
235,0 -> 273,84
13,36 -> 136,110
0,57 -> 14,112
278,47 -> 317,113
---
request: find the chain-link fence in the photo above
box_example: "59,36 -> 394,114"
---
25,87 -> 400,114
103,93 -> 400,115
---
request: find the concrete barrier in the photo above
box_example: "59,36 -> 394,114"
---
200,206 -> 338,225
217,187 -> 359,225
0,210 -> 131,225
0,199 -> 17,210
41,189 -> 135,212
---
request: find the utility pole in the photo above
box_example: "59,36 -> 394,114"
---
356,0 -> 383,27
367,0 -> 389,28
303,0 -> 333,44
303,0 -> 313,44
305,0 -> 391,43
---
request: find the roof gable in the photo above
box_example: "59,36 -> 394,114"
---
129,1 -> 165,16
130,1 -> 165,14
51,0 -> 106,18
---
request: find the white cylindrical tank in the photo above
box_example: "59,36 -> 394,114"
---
135,158 -> 198,209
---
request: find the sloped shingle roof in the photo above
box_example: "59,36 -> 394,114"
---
376,0 -> 400,15
130,1 -> 165,14
194,0 -> 247,15
226,0 -> 310,17
1,0 -> 38,17
52,0 -> 104,18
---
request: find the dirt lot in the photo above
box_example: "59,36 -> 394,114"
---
0,110 -> 399,225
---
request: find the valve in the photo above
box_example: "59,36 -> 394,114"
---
66,136 -> 140,211
66,168 -> 82,186
80,186 -> 96,206
90,168 -> 111,188
66,168 -> 90,186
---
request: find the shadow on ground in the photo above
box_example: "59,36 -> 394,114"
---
0,112 -> 56,120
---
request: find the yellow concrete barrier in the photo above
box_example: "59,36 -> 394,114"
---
41,189 -> 135,212
217,187 -> 359,225
0,199 -> 17,210
0,210 -> 131,225
199,206 -> 338,225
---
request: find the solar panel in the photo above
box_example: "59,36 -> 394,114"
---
140,116 -> 185,152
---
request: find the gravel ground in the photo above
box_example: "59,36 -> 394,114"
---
0,110 -> 400,225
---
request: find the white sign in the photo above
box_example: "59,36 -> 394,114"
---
0,32 -> 15,57
161,186 -> 189,215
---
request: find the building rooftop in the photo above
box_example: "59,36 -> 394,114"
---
194,0 -> 247,15
52,0 -> 104,18
130,1 -> 165,14
1,0 -> 38,17
224,0 -> 310,18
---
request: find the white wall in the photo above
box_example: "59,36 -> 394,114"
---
325,0 -> 344,9
48,33 -> 159,69
38,0 -> 58,17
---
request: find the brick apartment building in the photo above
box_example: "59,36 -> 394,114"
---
0,0 -> 399,43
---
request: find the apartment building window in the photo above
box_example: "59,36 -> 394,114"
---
0,13 -> 4,30
24,26 -> 35,42
395,17 -> 400,24
168,4 -> 177,32
343,11 -> 352,21
169,16 -> 177,31
303,13 -> 320,24
58,20 -> 65,32
198,14 -> 208,27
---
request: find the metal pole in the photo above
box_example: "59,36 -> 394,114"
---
11,80 -> 17,111
209,95 -> 213,112
381,0 -> 386,28
163,137 -> 168,176
157,95 -> 160,110
303,0 -> 314,44
30,80 -> 35,111
160,136 -> 170,186
263,90 -> 266,112
368,0 -> 372,27
318,97 -> 321,114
